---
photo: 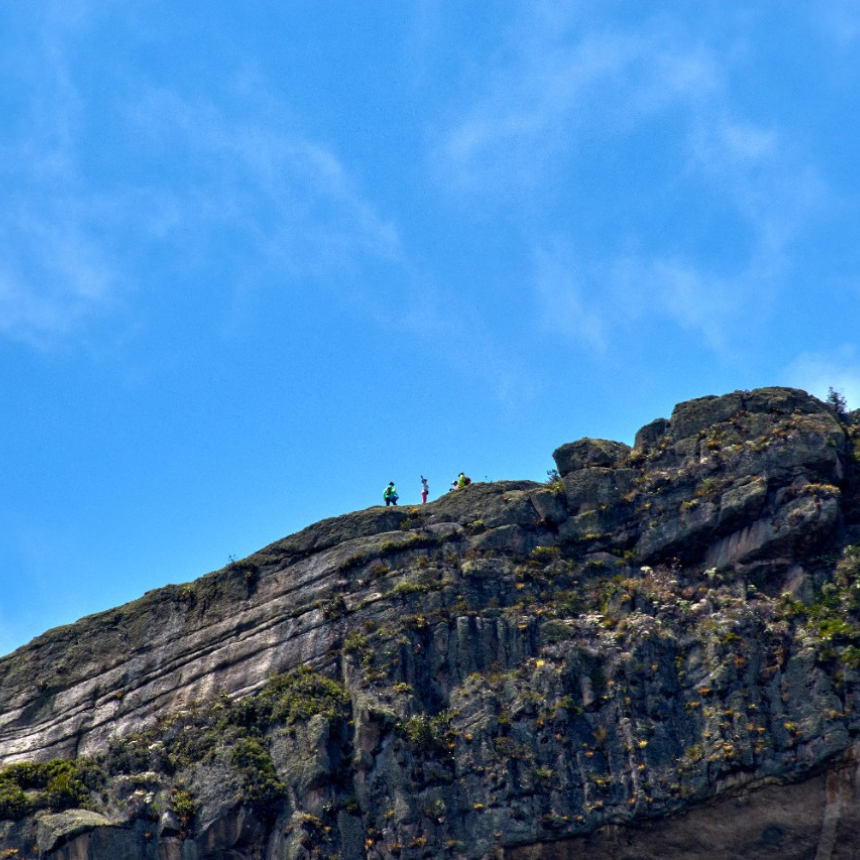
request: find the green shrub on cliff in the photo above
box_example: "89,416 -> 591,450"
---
776,545 -> 860,669
827,387 -> 848,419
398,712 -> 455,757
108,668 -> 352,775
0,758 -> 104,820
239,666 -> 351,729
0,781 -> 29,820
545,469 -> 565,494
231,738 -> 286,821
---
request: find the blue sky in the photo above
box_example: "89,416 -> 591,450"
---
2,1 -> 860,657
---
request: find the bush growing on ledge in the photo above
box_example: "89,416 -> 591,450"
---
0,758 -> 104,820
827,387 -> 848,419
102,668 -> 352,782
398,712 -> 455,757
231,737 -> 287,820
170,782 -> 196,839
541,619 -> 575,644
0,781 -> 29,821
387,580 -> 431,598
546,469 -> 565,494
228,666 -> 352,731
775,545 -> 860,669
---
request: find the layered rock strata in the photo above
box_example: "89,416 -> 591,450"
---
3,387 -> 860,858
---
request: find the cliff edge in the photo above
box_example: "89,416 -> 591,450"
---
3,387 -> 860,858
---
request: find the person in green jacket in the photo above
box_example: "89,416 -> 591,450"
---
383,482 -> 399,506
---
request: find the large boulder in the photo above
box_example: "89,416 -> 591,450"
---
553,439 -> 631,477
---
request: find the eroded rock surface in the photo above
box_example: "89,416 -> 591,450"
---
3,387 -> 860,858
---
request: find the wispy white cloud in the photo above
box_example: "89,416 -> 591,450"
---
0,5 -> 116,346
639,256 -> 753,354
530,242 -> 773,359
813,0 -> 860,48
434,3 -> 828,357
783,347 -> 860,409
438,28 -> 645,193
0,10 -> 405,349
532,243 -> 606,352
125,87 -> 403,276
0,210 -> 116,346
434,13 -> 725,195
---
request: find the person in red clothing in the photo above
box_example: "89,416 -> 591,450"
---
421,475 -> 429,504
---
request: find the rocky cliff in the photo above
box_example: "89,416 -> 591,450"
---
3,387 -> 860,858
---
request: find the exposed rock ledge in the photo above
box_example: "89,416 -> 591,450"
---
2,386 -> 860,859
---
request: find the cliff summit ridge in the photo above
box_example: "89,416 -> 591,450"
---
4,386 -> 860,858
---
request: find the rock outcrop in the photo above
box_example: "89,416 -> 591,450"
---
3,387 -> 860,858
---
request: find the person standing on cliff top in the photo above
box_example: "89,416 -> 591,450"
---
457,472 -> 471,488
420,475 -> 429,504
383,482 -> 399,506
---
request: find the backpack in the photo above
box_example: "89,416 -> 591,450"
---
464,476 -> 471,485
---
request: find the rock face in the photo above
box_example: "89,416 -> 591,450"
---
3,387 -> 860,858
